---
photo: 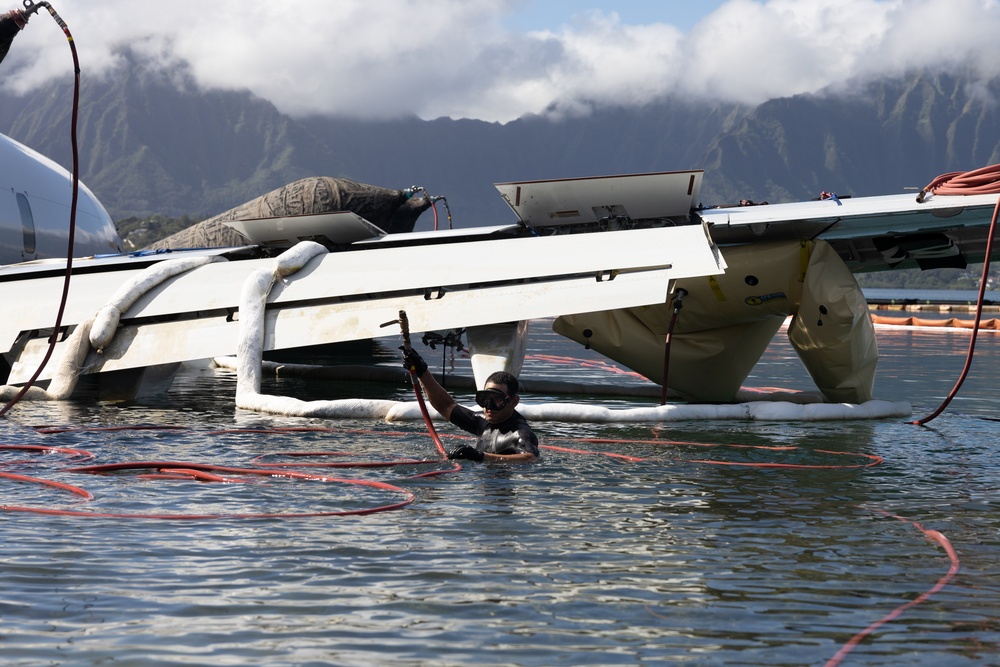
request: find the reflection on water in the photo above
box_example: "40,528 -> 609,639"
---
0,320 -> 998,666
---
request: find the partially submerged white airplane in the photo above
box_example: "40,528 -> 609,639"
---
1,129 -> 997,412
0,131 -> 723,403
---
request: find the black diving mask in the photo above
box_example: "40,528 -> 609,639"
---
475,388 -> 510,411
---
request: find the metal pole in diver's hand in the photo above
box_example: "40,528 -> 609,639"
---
394,309 -> 413,352
381,310 -> 448,457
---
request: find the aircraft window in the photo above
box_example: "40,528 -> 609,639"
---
16,192 -> 35,256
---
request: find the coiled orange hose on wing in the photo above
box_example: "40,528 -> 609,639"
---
916,163 -> 1000,200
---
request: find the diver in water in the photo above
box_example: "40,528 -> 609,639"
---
402,348 -> 539,463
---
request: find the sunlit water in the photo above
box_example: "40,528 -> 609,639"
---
1,317 -> 998,666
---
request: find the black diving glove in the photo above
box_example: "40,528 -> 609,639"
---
401,347 -> 428,376
448,444 -> 485,462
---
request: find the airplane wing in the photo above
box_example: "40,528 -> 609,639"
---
697,191 -> 1000,272
494,169 -> 999,273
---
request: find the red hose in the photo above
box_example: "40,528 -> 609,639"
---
0,470 -> 93,499
912,165 -> 1000,424
660,289 -> 686,405
0,443 -> 95,462
1,421 -> 954,660
824,511 -> 960,666
409,370 -> 449,458
158,467 -> 253,483
392,309 -> 450,460
0,7 -> 81,418
33,425 -> 187,435
252,451 -> 442,469
918,163 -> 1000,197
541,437 -> 883,469
3,461 -> 418,519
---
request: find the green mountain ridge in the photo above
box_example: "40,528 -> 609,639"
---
5,51 -> 1000,223
1,53 -> 999,288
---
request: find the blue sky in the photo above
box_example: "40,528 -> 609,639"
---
503,1 -> 731,33
6,1 -> 999,123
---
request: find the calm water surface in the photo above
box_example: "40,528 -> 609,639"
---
1,318 -> 998,666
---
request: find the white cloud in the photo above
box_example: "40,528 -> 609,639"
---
2,0 -> 999,122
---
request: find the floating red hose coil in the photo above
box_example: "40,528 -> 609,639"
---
1,461 -> 416,520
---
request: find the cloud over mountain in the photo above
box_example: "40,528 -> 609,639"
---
4,0 -> 999,122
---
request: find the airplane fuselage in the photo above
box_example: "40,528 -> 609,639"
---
0,132 -> 122,265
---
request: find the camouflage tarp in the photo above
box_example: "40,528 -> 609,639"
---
148,176 -> 430,250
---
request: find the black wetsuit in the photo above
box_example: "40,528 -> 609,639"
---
449,404 -> 540,457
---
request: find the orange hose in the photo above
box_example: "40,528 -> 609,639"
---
824,512 -> 960,667
920,163 -> 1000,197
